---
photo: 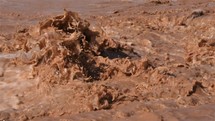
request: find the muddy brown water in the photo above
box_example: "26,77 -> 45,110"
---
1,0 -> 215,121
0,0 -> 144,33
0,0 -> 144,14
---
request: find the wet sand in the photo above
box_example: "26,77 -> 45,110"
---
0,0 -> 215,121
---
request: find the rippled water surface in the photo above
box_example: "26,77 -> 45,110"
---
0,0 -> 144,15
